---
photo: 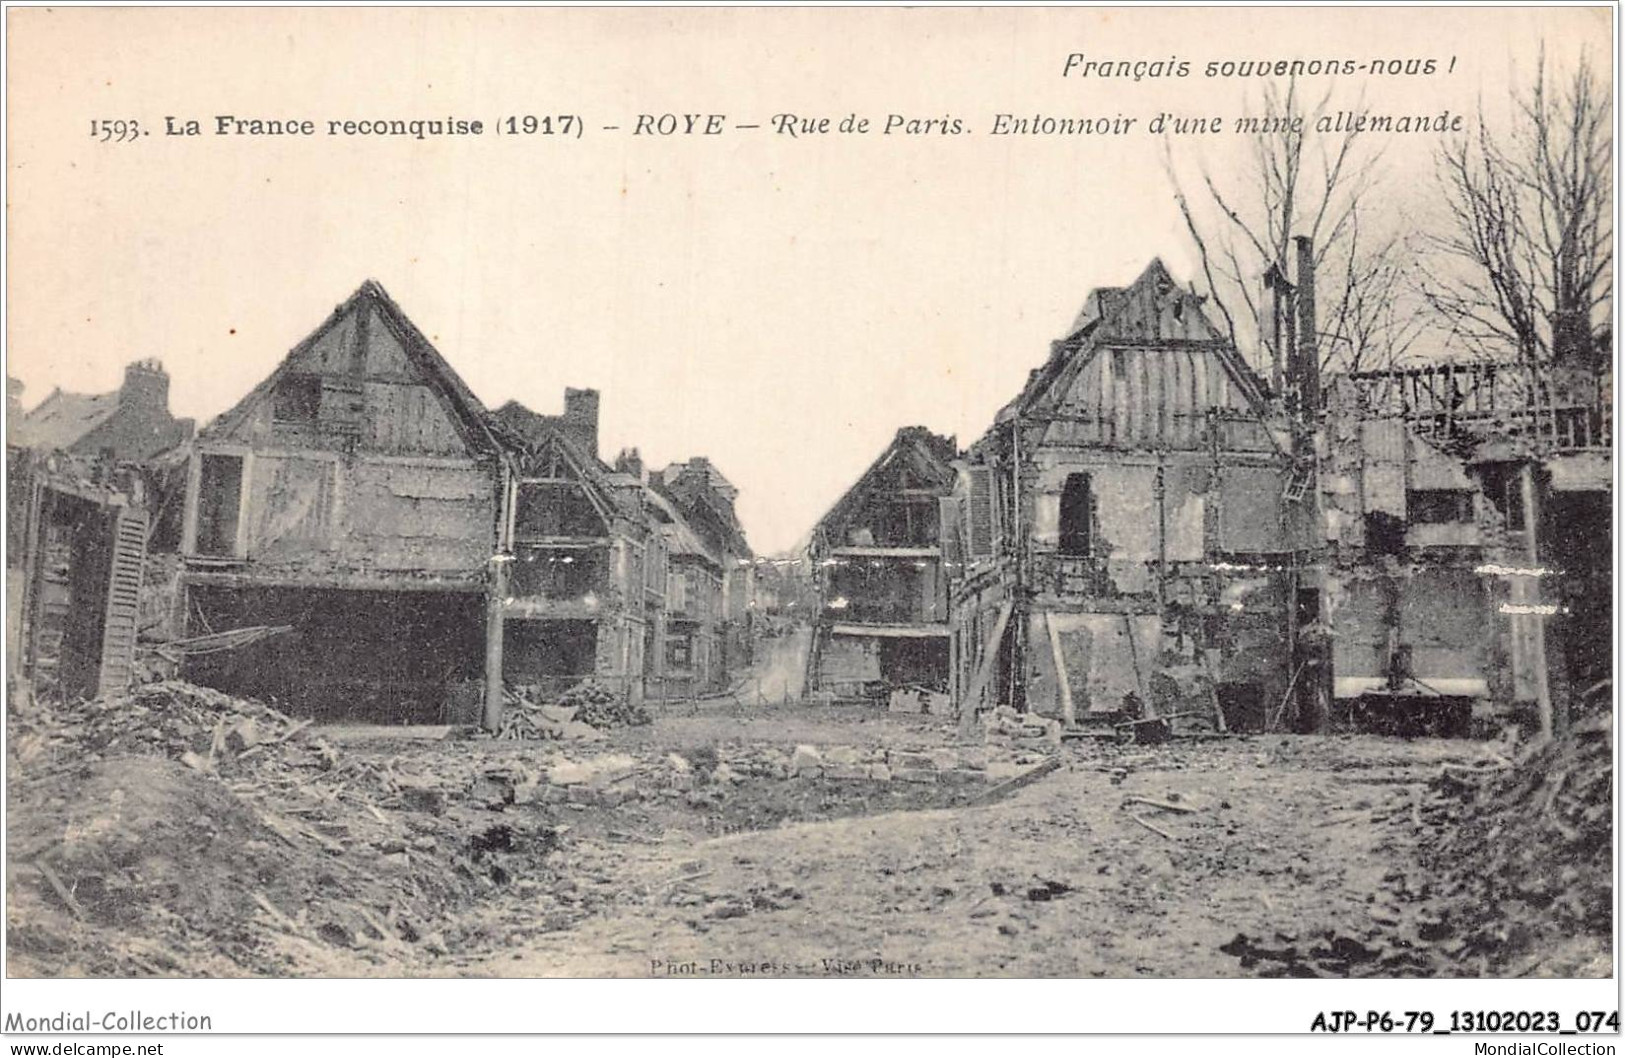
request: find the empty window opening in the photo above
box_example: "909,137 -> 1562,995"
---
877,637 -> 949,692
1060,472 -> 1093,556
195,454 -> 244,557
1503,476 -> 1528,532
1295,588 -> 1321,628
273,375 -> 323,423
853,496 -> 940,547
509,546 -> 606,599
1408,489 -> 1474,524
1364,510 -> 1405,555
503,618 -> 598,685
826,559 -> 937,623
515,481 -> 606,538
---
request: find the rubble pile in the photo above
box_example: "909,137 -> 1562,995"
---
498,681 -> 651,741
5,681 -> 576,976
9,680 -> 314,779
1418,715 -> 1613,973
561,681 -> 652,729
982,705 -> 1063,748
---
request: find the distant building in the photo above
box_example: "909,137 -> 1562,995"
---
806,426 -> 958,700
644,485 -> 724,695
11,359 -> 193,462
653,456 -> 755,687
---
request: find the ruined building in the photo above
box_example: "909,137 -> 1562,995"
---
821,250 -> 1609,737
1325,358 -> 1612,735
171,281 -> 510,723
643,484 -> 724,695
9,453 -> 149,703
806,426 -> 959,700
491,395 -> 655,706
950,258 -> 1317,730
152,280 -> 752,723
7,361 -> 190,704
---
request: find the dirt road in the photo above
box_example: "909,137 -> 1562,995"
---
443,734 -> 1561,978
9,687 -> 1609,979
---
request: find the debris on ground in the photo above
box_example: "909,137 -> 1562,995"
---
982,706 -> 1062,747
8,680 -> 1611,980
1410,715 -> 1613,975
5,681 -> 580,976
498,681 -> 652,741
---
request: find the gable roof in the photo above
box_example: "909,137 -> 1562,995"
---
813,425 -> 958,547
491,402 -> 642,523
661,484 -> 751,559
199,280 -> 501,455
13,389 -> 118,450
655,458 -> 751,557
1015,258 -> 1271,419
659,459 -> 737,502
644,486 -> 719,566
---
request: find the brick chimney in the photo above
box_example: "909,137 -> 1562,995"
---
120,358 -> 171,413
562,387 -> 599,459
615,446 -> 644,480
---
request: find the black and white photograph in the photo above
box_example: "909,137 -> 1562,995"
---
1,2 -> 1617,1045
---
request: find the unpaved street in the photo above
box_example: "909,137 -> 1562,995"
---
8,688 -> 1610,980
449,734 -> 1502,978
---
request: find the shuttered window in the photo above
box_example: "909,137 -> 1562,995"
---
966,466 -> 996,558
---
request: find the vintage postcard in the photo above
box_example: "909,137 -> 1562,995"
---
2,3 -> 1617,1043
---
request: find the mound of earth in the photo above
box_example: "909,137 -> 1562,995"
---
1418,715 -> 1613,975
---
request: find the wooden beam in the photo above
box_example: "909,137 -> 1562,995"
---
959,599 -> 1014,738
1045,611 -> 1076,727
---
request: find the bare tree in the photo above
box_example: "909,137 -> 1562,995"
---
1421,48 -> 1612,400
1320,215 -> 1428,374
1166,79 -> 1414,381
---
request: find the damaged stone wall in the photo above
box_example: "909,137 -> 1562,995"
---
1024,610 -> 1162,719
1014,435 -> 1296,723
236,455 -> 496,577
1320,381 -> 1518,725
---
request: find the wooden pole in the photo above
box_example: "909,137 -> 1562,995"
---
1519,463 -> 1554,740
483,556 -> 508,733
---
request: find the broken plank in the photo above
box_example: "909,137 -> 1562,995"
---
251,891 -> 298,933
1130,814 -> 1176,841
969,757 -> 1062,806
32,860 -> 85,920
268,717 -> 315,745
1123,795 -> 1197,815
1114,712 -> 1199,729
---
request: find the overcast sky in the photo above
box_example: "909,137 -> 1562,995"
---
7,7 -> 1608,554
